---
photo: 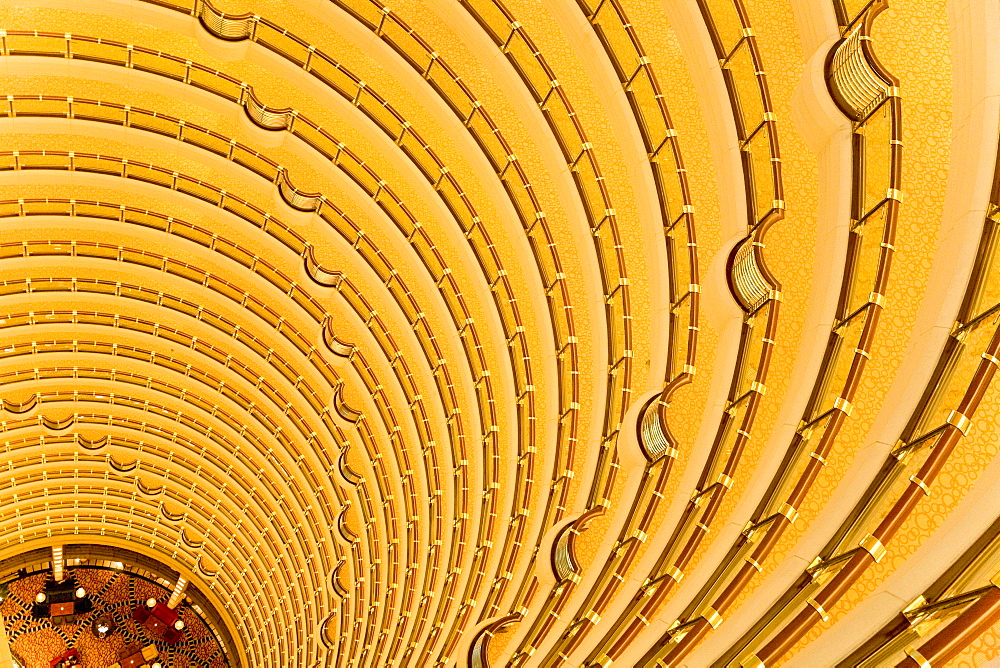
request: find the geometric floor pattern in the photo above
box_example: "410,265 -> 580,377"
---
1,568 -> 228,668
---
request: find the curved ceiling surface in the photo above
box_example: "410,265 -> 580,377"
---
1,0 -> 999,665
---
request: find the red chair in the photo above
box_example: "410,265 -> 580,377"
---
131,606 -> 150,622
151,602 -> 178,625
49,648 -> 81,668
162,627 -> 182,644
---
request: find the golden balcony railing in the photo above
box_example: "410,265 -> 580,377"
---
838,513 -> 1000,666
0,195 -> 425,635
622,2 -> 899,664
0,48 -> 522,441
0,158 -> 463,473
455,0 -> 631,541
0,233 -> 338,388
829,25 -> 897,120
691,3 -> 899,663
96,6 -> 586,653
578,0 -> 699,387
731,131 -> 995,668
5,20 -> 564,648
0,94 -> 509,450
0,425 -> 331,598
383,0 -> 695,653
0,387 -> 337,569
556,0 -> 784,662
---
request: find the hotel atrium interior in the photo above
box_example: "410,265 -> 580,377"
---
0,0 -> 998,665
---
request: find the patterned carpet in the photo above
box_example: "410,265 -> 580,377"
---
0,568 -> 228,668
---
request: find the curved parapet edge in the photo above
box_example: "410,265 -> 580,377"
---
40,414 -> 75,432
332,384 -> 362,424
244,89 -> 296,131
2,395 -> 38,414
468,614 -> 520,668
108,456 -> 139,474
77,434 -> 110,451
198,1 -> 255,41
322,319 -> 356,358
320,610 -> 339,649
337,505 -> 359,544
135,476 -> 164,496
330,560 -> 349,597
196,553 -> 219,578
275,168 -> 323,211
827,0 -> 898,120
726,234 -> 777,313
551,510 -> 601,583
305,245 -> 343,287
160,501 -> 187,522
552,523 -> 580,583
182,527 -> 206,550
337,449 -> 364,486
637,392 -> 679,463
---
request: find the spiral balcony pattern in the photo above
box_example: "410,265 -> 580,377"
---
0,0 -> 997,665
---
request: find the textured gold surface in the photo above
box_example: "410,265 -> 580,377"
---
0,0 -> 996,665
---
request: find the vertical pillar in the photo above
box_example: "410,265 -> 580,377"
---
0,620 -> 13,668
51,546 -> 64,583
167,577 -> 188,609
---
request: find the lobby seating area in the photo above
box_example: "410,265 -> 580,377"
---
0,568 -> 226,668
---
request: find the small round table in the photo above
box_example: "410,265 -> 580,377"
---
91,614 -> 116,638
